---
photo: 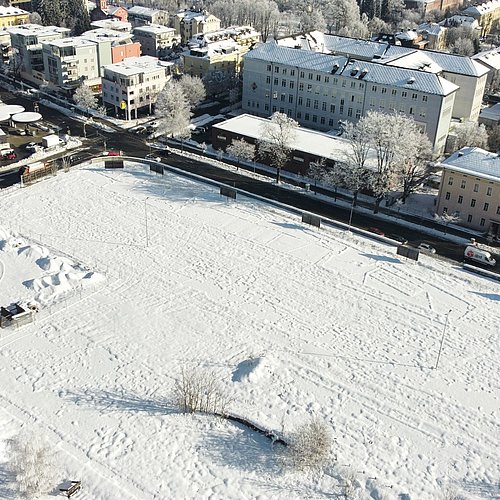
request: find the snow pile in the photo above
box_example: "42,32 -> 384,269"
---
232,356 -> 268,384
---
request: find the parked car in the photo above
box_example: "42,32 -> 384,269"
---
367,227 -> 385,237
133,125 -> 148,134
1,150 -> 17,160
388,234 -> 408,244
417,243 -> 436,254
103,151 -> 121,156
25,142 -> 40,152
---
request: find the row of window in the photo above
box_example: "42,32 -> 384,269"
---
447,176 -> 494,195
444,192 -> 496,211
442,208 -> 490,226
264,65 -> 428,101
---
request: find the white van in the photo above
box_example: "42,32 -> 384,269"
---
464,246 -> 497,267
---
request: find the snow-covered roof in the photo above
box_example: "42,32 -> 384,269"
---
133,24 -> 176,36
174,9 -> 217,23
103,55 -> 173,76
479,102 -> 500,121
127,6 -> 161,17
81,29 -> 133,45
463,0 -> 500,16
214,114 -> 380,168
385,51 -> 442,73
440,15 -> 479,29
473,48 -> 500,71
8,23 -> 70,37
45,36 -> 96,49
90,19 -> 132,31
441,147 -> 500,182
0,5 -> 29,17
418,22 -> 446,36
245,43 -> 458,96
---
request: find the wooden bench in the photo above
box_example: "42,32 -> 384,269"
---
59,481 -> 81,498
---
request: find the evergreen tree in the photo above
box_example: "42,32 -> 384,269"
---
63,0 -> 91,35
32,0 -> 65,27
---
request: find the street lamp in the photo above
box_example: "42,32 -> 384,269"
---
348,198 -> 355,231
144,196 -> 150,247
435,309 -> 452,370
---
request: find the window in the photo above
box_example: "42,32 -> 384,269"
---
461,180 -> 466,189
330,104 -> 335,113
280,94 -> 285,102
320,116 -> 325,124
282,68 -> 287,75
381,87 -> 387,94
448,177 -> 453,186
351,81 -> 356,88
266,76 -> 271,84
289,95 -> 293,103
497,206 -> 500,215
324,76 -> 329,83
308,72 -> 313,80
289,81 -> 294,89
480,218 -> 485,226
273,91 -> 277,99
402,91 -> 407,98
355,109 -> 361,119
312,115 -> 317,123
458,195 -> 463,204
282,79 -> 286,87
299,83 -> 304,91
471,199 -> 476,207
467,214 -> 473,223
422,95 -> 428,102
313,100 -> 318,109
322,102 -> 326,111
484,202 -> 489,211
372,85 -> 377,92
267,64 -> 271,71
445,192 -> 450,200
392,89 -> 397,95
487,186 -> 492,196
298,96 -> 303,105
306,98 -> 311,107
307,84 -> 312,92
305,113 -> 310,120
412,93 -> 417,100
342,80 -> 346,87
339,105 -> 344,114
409,107 -> 413,115
443,207 -> 448,214
316,74 -> 321,81
329,118 -> 334,126
291,69 -> 295,76
300,71 -> 304,78
274,78 -> 278,85
474,183 -> 479,192
297,111 -> 301,118
275,66 -> 279,72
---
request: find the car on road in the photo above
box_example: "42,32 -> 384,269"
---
417,243 -> 436,254
133,125 -> 148,134
367,227 -> 385,237
388,234 -> 407,244
25,142 -> 41,152
103,151 -> 121,156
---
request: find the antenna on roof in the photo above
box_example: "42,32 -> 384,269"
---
407,77 -> 415,84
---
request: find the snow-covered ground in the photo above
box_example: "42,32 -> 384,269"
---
0,162 -> 498,499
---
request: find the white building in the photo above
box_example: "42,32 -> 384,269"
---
42,37 -> 100,89
173,10 -> 221,44
132,25 -> 179,58
101,56 -> 173,120
127,6 -> 169,27
9,24 -> 70,83
242,43 -> 458,153
275,32 -> 489,122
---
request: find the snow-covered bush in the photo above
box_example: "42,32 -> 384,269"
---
173,367 -> 232,416
285,418 -> 332,471
7,430 -> 56,499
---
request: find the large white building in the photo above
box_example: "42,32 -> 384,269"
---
242,43 -> 458,153
275,32 -> 489,122
132,25 -> 179,58
101,56 -> 173,120
173,9 -> 221,44
9,24 -> 70,83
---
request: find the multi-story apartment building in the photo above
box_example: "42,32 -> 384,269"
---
133,25 -> 179,58
242,43 -> 458,153
127,6 -> 170,27
101,56 -> 173,120
0,5 -> 29,28
173,10 -> 221,45
276,32 -> 489,122
463,0 -> 500,37
90,19 -> 132,33
9,24 -> 70,83
42,37 -> 100,90
436,147 -> 500,237
183,26 -> 260,78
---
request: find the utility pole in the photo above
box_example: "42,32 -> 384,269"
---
144,197 -> 149,248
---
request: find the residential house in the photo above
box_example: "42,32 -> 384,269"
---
132,25 -> 179,58
101,55 -> 173,120
0,5 -> 29,28
242,42 -> 458,153
436,147 -> 500,236
463,0 -> 500,37
417,22 -> 447,50
473,48 -> 500,91
90,18 -> 132,33
173,9 -> 221,45
9,24 -> 70,83
127,6 -> 169,27
90,0 -> 128,23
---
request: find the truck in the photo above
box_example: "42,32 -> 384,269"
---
464,245 -> 497,267
42,134 -> 61,148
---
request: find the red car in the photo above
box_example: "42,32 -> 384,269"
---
103,151 -> 121,156
1,151 -> 16,160
367,226 -> 385,237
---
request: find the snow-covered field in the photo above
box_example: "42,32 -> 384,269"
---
0,162 -> 498,499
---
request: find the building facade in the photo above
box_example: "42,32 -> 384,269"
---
132,25 -> 179,58
90,19 -> 132,33
242,43 -> 458,153
42,37 -> 100,90
0,6 -> 29,28
463,0 -> 500,37
127,6 -> 169,27
9,24 -> 70,83
276,32 -> 489,122
436,147 -> 500,236
101,56 -> 173,120
173,10 -> 221,45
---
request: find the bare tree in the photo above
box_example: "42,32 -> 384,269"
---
155,80 -> 192,140
73,84 -> 97,115
450,38 -> 475,56
299,8 -> 326,33
285,419 -> 332,471
179,74 -> 206,110
7,430 -> 56,500
258,112 -> 298,183
452,121 -> 489,150
227,138 -> 255,169
173,367 -> 232,416
308,158 -> 327,193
